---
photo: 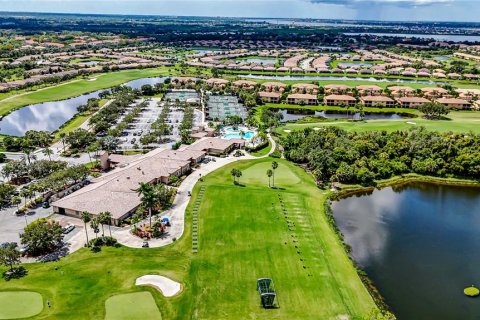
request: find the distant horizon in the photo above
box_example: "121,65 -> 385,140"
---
0,0 -> 479,23
0,10 -> 479,25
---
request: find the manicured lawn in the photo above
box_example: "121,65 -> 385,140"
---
178,159 -> 375,319
105,292 -> 162,320
0,67 -> 176,116
274,111 -> 480,134
0,159 -> 375,319
0,291 -> 43,319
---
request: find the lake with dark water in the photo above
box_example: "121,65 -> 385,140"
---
0,77 -> 167,136
332,183 -> 480,320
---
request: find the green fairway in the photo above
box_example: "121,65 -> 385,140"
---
275,112 -> 480,135
179,158 -> 375,319
0,159 -> 375,319
105,292 -> 162,320
0,291 -> 43,319
0,66 -> 213,117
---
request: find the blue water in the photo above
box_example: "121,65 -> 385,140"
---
333,184 -> 480,320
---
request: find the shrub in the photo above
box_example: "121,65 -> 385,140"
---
88,236 -> 118,247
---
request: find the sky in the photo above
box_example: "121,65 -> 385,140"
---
0,0 -> 478,22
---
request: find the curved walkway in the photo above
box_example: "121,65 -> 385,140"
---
113,134 -> 276,248
47,134 -> 277,252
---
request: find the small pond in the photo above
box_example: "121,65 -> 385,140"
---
332,183 -> 480,319
0,77 -> 167,136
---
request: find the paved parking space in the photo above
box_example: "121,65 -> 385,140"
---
0,205 -> 53,244
117,98 -> 203,150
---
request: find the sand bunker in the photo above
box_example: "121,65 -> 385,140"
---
135,275 -> 181,297
406,121 -> 416,125
87,78 -> 97,81
283,129 -> 292,133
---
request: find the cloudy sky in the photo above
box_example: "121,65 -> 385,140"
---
0,0 -> 478,22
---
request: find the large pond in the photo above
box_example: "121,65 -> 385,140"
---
332,183 -> 480,320
240,74 -> 447,84
0,77 -> 167,136
279,109 -> 406,122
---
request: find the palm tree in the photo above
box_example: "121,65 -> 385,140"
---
103,211 -> 113,237
271,161 -> 278,188
231,168 -> 238,184
235,169 -> 242,184
19,189 -> 32,208
11,196 -> 21,211
267,169 -> 273,188
81,211 -> 91,246
90,218 -> 99,240
136,183 -> 157,227
59,132 -> 67,152
98,213 -> 106,238
42,148 -> 53,161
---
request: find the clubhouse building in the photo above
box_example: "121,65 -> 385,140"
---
52,137 -> 244,225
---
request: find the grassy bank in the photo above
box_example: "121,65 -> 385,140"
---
272,110 -> 480,134
0,66 -> 213,117
0,158 -> 376,319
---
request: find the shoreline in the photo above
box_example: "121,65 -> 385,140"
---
323,174 -> 480,315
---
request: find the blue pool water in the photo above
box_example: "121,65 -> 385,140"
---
222,127 -> 256,140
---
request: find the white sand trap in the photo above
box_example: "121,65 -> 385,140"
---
87,78 -> 97,81
283,129 -> 292,133
135,275 -> 181,297
313,127 -> 321,130
406,121 -> 416,125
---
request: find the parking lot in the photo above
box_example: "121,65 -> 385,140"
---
117,98 -> 203,150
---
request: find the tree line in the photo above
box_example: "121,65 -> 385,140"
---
281,126 -> 480,186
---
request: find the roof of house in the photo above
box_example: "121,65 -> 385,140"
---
435,98 -> 471,105
324,94 -> 356,101
287,93 -> 318,100
259,91 -> 282,98
396,97 -> 430,103
360,96 -> 394,102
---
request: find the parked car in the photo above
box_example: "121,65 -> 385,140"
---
63,224 -> 75,234
42,202 -> 50,208
19,245 -> 29,256
142,241 -> 149,248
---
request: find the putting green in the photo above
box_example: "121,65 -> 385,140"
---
105,292 -> 162,320
241,161 -> 301,187
0,291 -> 43,319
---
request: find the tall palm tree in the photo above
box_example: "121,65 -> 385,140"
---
271,161 -> 278,188
90,218 -> 99,240
231,168 -> 238,184
81,211 -> 91,246
98,213 -> 106,238
42,148 -> 53,161
136,183 -> 157,227
103,211 -> 113,237
235,170 -> 242,184
11,196 -> 21,211
59,132 -> 67,152
267,169 -> 273,188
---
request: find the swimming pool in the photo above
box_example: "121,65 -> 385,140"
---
222,127 -> 256,140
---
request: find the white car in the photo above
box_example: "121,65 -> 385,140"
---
63,224 -> 75,234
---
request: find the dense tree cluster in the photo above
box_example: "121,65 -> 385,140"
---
282,126 -> 480,186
